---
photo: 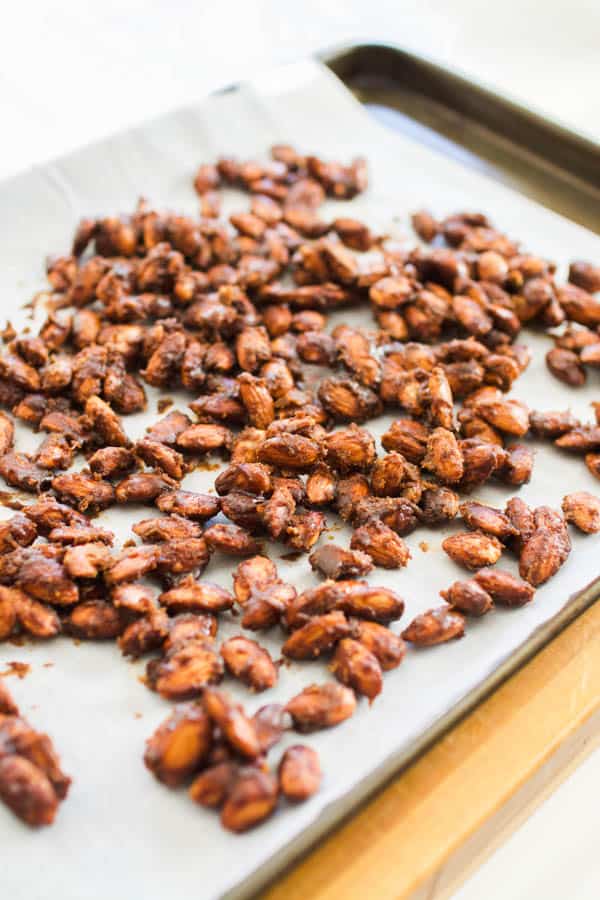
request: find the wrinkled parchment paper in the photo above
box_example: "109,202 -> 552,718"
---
2,60 -> 600,900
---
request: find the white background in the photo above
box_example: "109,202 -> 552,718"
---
1,2 -> 599,898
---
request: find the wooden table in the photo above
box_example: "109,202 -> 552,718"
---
264,599 -> 600,899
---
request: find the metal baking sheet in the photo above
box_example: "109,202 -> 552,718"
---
1,56 -> 600,900
324,41 -> 600,232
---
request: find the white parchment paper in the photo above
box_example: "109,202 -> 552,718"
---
1,60 -> 600,900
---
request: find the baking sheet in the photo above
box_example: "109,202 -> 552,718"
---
1,59 -> 600,900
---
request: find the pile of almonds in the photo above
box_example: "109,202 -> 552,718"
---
0,143 -> 599,831
145,688 -> 327,832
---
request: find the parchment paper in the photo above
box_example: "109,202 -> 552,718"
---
1,60 -> 600,900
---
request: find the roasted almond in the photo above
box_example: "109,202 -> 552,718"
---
220,636 -> 278,692
278,745 -> 321,802
330,637 -> 383,701
285,682 -> 357,732
562,491 -> 600,533
440,579 -> 494,616
474,568 -> 535,607
402,606 -> 465,646
442,531 -> 503,570
144,703 -> 212,787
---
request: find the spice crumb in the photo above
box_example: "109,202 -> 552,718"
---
0,661 -> 31,679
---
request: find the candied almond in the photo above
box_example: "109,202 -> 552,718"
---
220,636 -> 278,692
475,397 -> 530,436
203,688 -> 261,759
0,514 -> 37,551
17,553 -> 79,606
330,637 -> 383,701
561,492 -> 600,534
402,606 -> 465,646
14,592 -> 61,639
135,439 -> 184,480
52,472 -> 115,513
0,411 -> 15,456
381,418 -> 429,463
233,555 -> 278,604
278,745 -> 321,802
350,520 -> 411,569
84,395 -> 129,447
497,444 -> 534,485
0,586 -> 18,639
419,486 -> 459,525
165,612 -> 218,649
285,510 -> 326,551
519,510 -> 571,586
285,682 -> 356,732
220,767 -> 278,833
555,426 -> 600,453
260,485 -> 296,539
146,410 -> 192,446
282,611 -> 351,660
422,427 -> 464,484
474,568 -> 535,607
176,423 -> 231,453
309,544 -> 373,580
149,640 -> 224,701
189,761 -> 238,809
352,620 -> 406,670
336,582 -> 405,623
88,446 -> 136,478
370,452 -> 409,497
132,515 -> 203,543
115,471 -> 176,504
144,703 -> 213,787
67,601 -> 122,640
156,490 -> 220,520
257,433 -> 320,471
156,538 -> 210,576
459,500 -> 518,540
306,465 -> 337,506
459,439 -> 505,489
442,531 -> 503,570
585,453 -> 600,480
0,453 -> 53,494
325,425 -> 376,473
505,497 -> 536,552
215,462 -> 272,497
63,543 -> 111,579
440,579 -> 493,616
203,523 -> 262,557
237,373 -> 275,429
106,545 -> 159,584
545,347 -> 586,387
159,578 -> 233,614
111,582 -> 155,614
0,679 -> 19,715
118,610 -> 170,658
318,376 -> 382,423
568,260 -> 600,294
0,756 -> 59,827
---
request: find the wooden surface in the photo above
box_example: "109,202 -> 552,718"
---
263,598 -> 600,900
